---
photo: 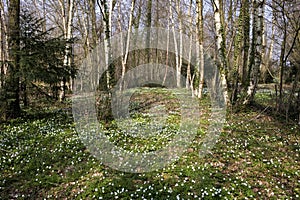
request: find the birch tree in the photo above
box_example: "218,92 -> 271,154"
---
119,0 -> 135,91
97,0 -> 116,90
132,0 -> 142,67
186,0 -> 193,90
169,0 -> 179,86
175,0 -> 183,88
231,0 -> 250,104
241,0 -> 250,87
168,0 -> 181,88
196,0 -> 204,98
89,0 -> 98,48
212,0 -> 229,104
58,0 -> 75,101
0,0 -> 8,88
163,0 -> 171,86
146,0 -> 152,64
231,0 -> 244,104
244,0 -> 264,104
264,2 -> 276,83
96,0 -> 116,121
259,4 -> 266,84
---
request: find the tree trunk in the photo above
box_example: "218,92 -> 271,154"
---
241,0 -> 250,87
244,0 -> 264,105
259,4 -> 266,83
163,0 -> 171,86
0,0 -> 8,88
212,0 -> 229,104
186,0 -> 193,90
169,0 -> 179,87
89,0 -> 97,48
5,0 -> 21,119
97,0 -> 115,90
58,0 -> 74,102
146,0 -> 152,64
286,64 -> 299,121
278,2 -> 287,111
78,1 -> 90,57
97,0 -> 116,122
264,5 -> 275,83
176,0 -> 183,88
231,0 -> 244,104
120,0 -> 135,91
133,0 -> 142,67
196,0 -> 204,98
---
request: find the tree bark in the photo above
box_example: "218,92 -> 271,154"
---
120,0 -> 135,91
278,2 -> 287,111
97,0 -> 116,90
0,0 -> 8,88
186,0 -> 193,90
175,0 -> 183,88
241,0 -> 250,87
244,0 -> 264,105
169,0 -> 179,87
163,0 -> 171,86
5,0 -> 21,119
264,4 -> 276,83
97,0 -> 116,122
231,0 -> 244,104
89,0 -> 98,48
196,0 -> 204,98
78,0 -> 90,57
259,3 -> 266,83
146,0 -> 152,64
212,0 -> 229,104
58,0 -> 74,102
133,0 -> 142,67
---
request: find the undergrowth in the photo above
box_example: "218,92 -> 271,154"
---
0,90 -> 299,199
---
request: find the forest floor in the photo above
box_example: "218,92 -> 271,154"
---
0,88 -> 299,199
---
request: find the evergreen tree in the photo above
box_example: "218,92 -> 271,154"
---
1,9 -> 76,120
19,10 -> 75,102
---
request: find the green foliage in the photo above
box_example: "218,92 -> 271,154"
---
18,10 -> 76,97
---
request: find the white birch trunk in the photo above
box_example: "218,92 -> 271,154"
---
99,0 -> 114,90
259,4 -> 266,83
169,0 -> 179,87
186,0 -> 192,90
244,0 -> 264,104
162,30 -> 170,85
58,0 -> 74,101
169,0 -> 180,88
97,0 -> 113,89
162,1 -> 171,85
212,0 -> 229,104
176,0 -> 182,88
197,0 -> 204,98
120,0 -> 135,91
186,34 -> 192,89
0,0 -> 9,80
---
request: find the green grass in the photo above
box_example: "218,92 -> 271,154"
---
0,90 -> 299,199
